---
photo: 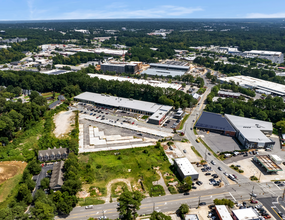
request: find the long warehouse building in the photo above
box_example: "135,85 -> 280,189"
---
219,75 -> 285,96
74,92 -> 172,125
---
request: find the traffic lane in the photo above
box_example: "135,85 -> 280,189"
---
258,197 -> 281,220
58,193 -> 232,220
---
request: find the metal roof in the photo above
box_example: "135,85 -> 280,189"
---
74,92 -> 171,114
254,155 -> 282,172
225,114 -> 273,143
150,63 -> 190,70
142,68 -> 186,77
196,111 -> 236,132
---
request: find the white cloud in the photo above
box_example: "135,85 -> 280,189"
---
246,12 -> 285,18
57,5 -> 203,19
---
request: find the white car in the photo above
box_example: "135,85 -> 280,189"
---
250,193 -> 257,197
211,160 -> 216,165
223,172 -> 228,176
85,205 -> 93,209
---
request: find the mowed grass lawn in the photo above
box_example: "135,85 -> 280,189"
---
79,145 -> 175,192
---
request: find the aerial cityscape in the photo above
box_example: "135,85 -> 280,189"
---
1,1 -> 285,220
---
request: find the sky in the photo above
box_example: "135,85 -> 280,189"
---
0,0 -> 285,20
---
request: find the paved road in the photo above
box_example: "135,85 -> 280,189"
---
56,181 -> 283,220
32,164 -> 53,197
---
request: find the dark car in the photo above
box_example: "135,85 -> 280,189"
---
208,152 -> 211,156
278,183 -> 285,187
199,202 -> 206,206
201,168 -> 206,172
218,167 -> 222,171
205,173 -> 211,176
275,181 -> 281,184
192,186 -> 197,189
184,192 -> 190,195
243,202 -> 247,206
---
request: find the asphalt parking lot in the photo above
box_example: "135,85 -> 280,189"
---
198,130 -> 243,153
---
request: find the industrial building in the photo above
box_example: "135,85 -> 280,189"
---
218,91 -> 240,99
243,50 -> 284,64
195,112 -> 236,136
253,155 -> 282,173
215,205 -> 232,220
74,92 -> 172,125
225,114 -> 275,149
219,76 -> 285,96
100,62 -> 139,74
232,208 -> 259,220
142,63 -> 190,77
88,74 -> 182,90
174,158 -> 199,180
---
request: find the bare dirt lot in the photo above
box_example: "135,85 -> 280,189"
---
0,161 -> 27,202
53,111 -> 75,138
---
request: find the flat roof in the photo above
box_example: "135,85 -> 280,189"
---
185,215 -> 199,220
243,50 -> 282,56
42,70 -> 71,75
175,158 -> 198,176
142,68 -> 186,77
196,111 -> 236,132
218,91 -> 240,96
149,105 -> 172,121
225,114 -> 273,143
218,76 -> 285,96
271,154 -> 282,161
74,92 -> 171,114
215,205 -> 232,220
150,63 -> 190,70
232,208 -> 259,220
255,155 -> 282,172
88,74 -> 181,90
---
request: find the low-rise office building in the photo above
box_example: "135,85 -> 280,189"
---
38,147 -> 69,161
174,158 -> 199,180
215,205 -> 232,220
232,208 -> 260,220
100,62 -> 139,74
74,92 -> 172,125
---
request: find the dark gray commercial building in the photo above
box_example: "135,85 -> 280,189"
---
100,63 -> 139,74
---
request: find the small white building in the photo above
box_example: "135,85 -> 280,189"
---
174,158 -> 199,180
232,208 -> 259,220
270,155 -> 282,164
215,205 -> 232,220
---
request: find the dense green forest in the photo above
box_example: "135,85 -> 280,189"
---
0,48 -> 25,64
205,87 -> 285,123
194,56 -> 285,84
0,68 -> 198,108
52,52 -> 113,65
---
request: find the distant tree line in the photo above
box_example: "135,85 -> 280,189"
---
0,69 -> 198,109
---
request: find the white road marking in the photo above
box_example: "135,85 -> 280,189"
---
228,192 -> 236,201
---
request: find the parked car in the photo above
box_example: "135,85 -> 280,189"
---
199,202 -> 206,206
192,186 -> 197,189
251,200 -> 258,204
278,183 -> 285,187
205,173 -> 211,176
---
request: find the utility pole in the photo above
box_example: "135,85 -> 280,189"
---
198,196 -> 201,207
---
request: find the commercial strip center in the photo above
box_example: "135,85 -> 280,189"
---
74,92 -> 172,125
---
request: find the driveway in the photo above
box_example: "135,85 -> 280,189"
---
32,164 -> 53,197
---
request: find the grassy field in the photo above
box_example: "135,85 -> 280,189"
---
42,92 -> 60,98
191,146 -> 202,158
0,162 -> 27,207
79,145 -> 177,194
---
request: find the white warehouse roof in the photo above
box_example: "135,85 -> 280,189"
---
219,75 -> 285,96
88,74 -> 182,90
74,92 -> 172,114
232,208 -> 259,220
174,158 -> 198,177
243,50 -> 282,56
225,114 -> 273,143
